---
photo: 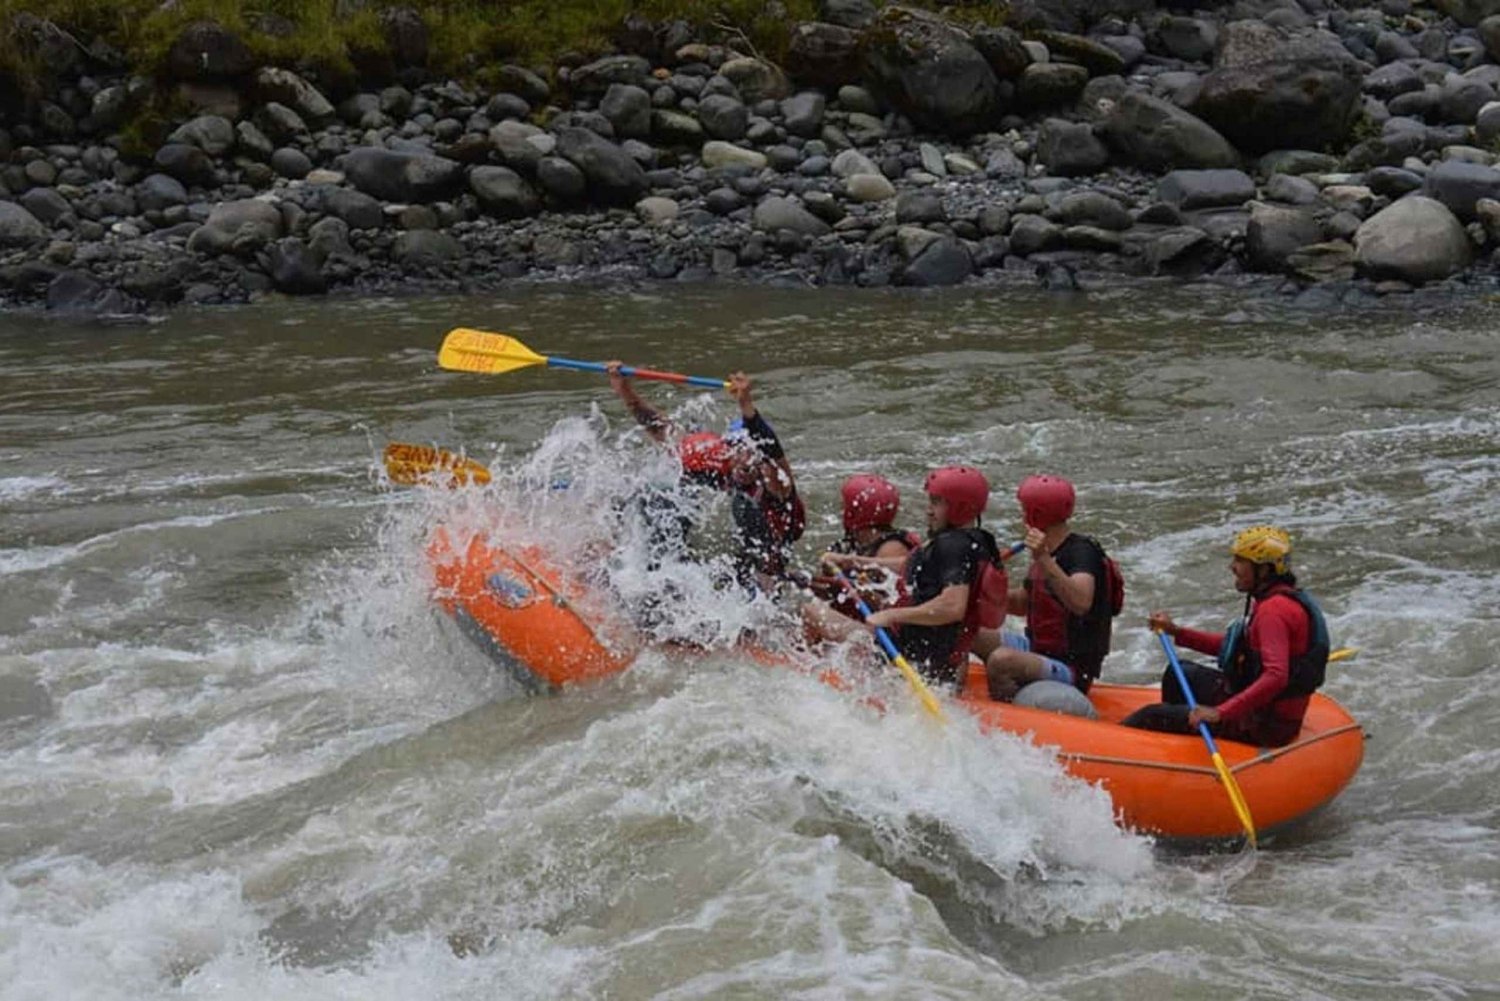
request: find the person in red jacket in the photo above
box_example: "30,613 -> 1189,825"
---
1122,525 -> 1331,747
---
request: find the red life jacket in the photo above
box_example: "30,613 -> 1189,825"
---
1024,534 -> 1116,680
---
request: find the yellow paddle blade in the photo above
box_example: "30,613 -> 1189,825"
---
890,654 -> 946,721
1329,647 -> 1358,663
438,328 -> 547,375
383,442 -> 492,488
1210,750 -> 1258,849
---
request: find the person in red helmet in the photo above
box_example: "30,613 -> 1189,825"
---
802,475 -> 922,640
984,474 -> 1118,700
819,466 -> 1005,688
607,362 -> 803,587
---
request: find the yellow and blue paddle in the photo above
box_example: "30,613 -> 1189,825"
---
1157,630 -> 1258,849
835,569 -> 946,721
439,328 -> 730,389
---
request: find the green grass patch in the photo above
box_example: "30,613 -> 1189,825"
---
1,0 -> 993,95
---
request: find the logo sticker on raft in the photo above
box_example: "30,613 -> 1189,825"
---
486,572 -> 534,608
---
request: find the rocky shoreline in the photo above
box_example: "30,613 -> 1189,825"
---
7,0 -> 1500,314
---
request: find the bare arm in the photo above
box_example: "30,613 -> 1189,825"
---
607,360 -> 669,443
870,583 -> 970,628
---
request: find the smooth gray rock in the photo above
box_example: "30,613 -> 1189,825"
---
1038,118 -> 1109,176
270,147 -> 312,179
554,127 -> 649,206
697,94 -> 749,141
321,187 -> 384,230
489,120 -> 548,173
752,195 -> 830,235
1053,190 -> 1132,230
266,237 -> 327,293
600,84 -> 652,139
19,187 -> 72,226
392,229 -> 463,266
186,198 -> 284,256
1423,159 -> 1500,220
536,156 -> 587,201
253,67 -> 334,124
154,143 -> 216,186
860,7 -> 1000,134
1158,168 -> 1256,209
781,91 -> 827,138
901,236 -> 973,286
341,148 -> 464,203
1101,92 -> 1238,171
1354,195 -> 1472,283
0,201 -> 49,247
168,115 -> 236,156
1246,202 -> 1323,271
469,165 -> 540,218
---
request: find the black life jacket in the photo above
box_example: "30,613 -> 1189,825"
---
1218,584 -> 1330,699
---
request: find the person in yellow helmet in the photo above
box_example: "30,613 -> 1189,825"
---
1121,526 -> 1332,747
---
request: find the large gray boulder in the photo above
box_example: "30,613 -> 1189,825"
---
341,148 -> 464,203
1157,168 -> 1255,209
718,57 -> 791,103
490,120 -> 550,173
186,198 -> 284,256
469,165 -> 541,219
696,95 -> 749,141
1423,160 -> 1500,221
165,20 -> 256,82
1101,92 -> 1238,171
900,237 -> 973,286
1354,196 -> 1472,283
253,67 -> 335,124
167,115 -> 236,156
553,127 -> 648,207
786,22 -> 863,88
600,84 -> 651,140
1246,202 -> 1323,272
1037,118 -> 1108,176
861,6 -> 1001,135
393,229 -> 463,267
1187,28 -> 1363,154
321,187 -> 384,230
567,55 -> 652,96
265,237 -> 327,294
0,201 -> 48,248
752,195 -> 831,236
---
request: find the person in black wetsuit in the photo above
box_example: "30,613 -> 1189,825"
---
817,466 -> 1004,689
607,362 -> 803,591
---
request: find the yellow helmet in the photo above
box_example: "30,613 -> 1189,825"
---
1231,525 -> 1292,574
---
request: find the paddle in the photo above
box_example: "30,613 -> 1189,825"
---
439,328 -> 729,389
383,442 -> 491,487
1156,630 -> 1258,849
834,569 -> 946,721
1329,647 -> 1358,663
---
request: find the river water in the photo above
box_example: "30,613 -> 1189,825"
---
1,281 -> 1497,1000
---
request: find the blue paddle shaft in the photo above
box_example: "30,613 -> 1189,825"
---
1157,631 -> 1224,752
545,356 -> 724,389
836,569 -> 904,660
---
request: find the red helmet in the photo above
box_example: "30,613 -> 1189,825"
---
924,466 -> 989,526
841,474 -> 900,533
1017,474 -> 1075,529
678,432 -> 731,482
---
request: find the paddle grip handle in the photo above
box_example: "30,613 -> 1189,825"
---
1157,630 -> 1223,752
547,356 -> 724,389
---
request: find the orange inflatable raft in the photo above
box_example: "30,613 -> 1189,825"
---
431,533 -> 1365,844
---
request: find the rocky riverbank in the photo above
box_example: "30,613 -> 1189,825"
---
7,0 -> 1500,314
